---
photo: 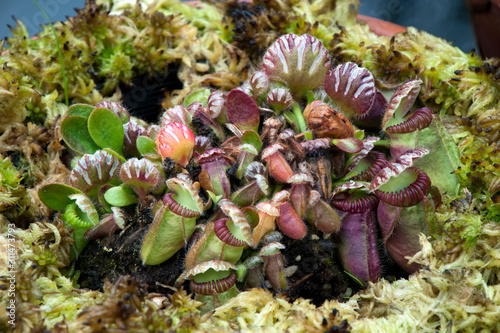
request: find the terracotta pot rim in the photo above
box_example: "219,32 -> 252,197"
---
356,14 -> 406,36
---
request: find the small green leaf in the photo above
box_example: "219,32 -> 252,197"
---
207,190 -> 223,206
241,130 -> 262,151
415,118 -> 461,196
38,183 -> 82,211
137,136 -> 158,157
61,115 -> 100,155
65,104 -> 94,118
183,88 -> 211,107
88,107 -> 124,156
95,101 -> 130,124
304,131 -> 313,140
292,102 -> 307,133
103,184 -> 138,207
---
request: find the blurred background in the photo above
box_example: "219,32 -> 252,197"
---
1,0 -> 84,41
0,0 -> 489,57
358,0 -> 478,53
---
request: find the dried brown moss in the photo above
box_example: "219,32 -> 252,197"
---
2,1 -> 500,332
0,64 -> 40,132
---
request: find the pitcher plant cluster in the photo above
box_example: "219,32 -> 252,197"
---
39,33 -> 459,310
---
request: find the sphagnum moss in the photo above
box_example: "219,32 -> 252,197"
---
2,1 -> 500,332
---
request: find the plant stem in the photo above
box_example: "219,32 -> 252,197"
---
31,0 -> 69,106
292,102 -> 307,133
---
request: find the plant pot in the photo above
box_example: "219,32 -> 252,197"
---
356,14 -> 406,36
467,0 -> 500,57
2,1 -> 500,333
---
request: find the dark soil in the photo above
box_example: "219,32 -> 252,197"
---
76,199 -> 186,294
120,66 -> 183,123
282,230 -> 355,306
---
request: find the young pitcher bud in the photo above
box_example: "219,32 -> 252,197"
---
156,122 -> 195,166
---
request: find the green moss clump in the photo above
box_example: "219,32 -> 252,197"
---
0,63 -> 40,130
442,114 -> 500,198
0,157 -> 24,212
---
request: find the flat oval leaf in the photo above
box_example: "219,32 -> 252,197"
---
61,115 -> 100,155
137,136 -> 158,157
183,88 -> 211,107
39,183 -> 83,211
65,103 -> 94,118
227,90 -> 260,132
88,107 -> 124,156
415,118 -> 461,196
95,101 -> 130,124
103,184 -> 138,207
241,130 -> 262,151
